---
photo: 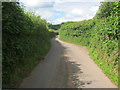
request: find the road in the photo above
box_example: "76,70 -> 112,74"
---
20,37 -> 117,88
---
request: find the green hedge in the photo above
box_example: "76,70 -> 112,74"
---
59,1 -> 119,86
2,2 -> 55,88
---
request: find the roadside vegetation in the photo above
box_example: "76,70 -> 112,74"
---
2,2 -> 57,88
49,29 -> 59,36
59,1 -> 119,86
48,23 -> 61,30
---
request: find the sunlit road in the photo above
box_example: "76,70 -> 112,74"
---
20,37 -> 117,88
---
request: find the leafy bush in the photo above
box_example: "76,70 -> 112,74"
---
59,1 -> 119,86
2,2 -> 55,88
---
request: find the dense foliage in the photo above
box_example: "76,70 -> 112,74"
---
59,1 -> 119,86
49,29 -> 59,36
48,23 -> 61,30
2,2 -> 55,88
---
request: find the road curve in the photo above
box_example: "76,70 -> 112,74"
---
20,37 -> 117,88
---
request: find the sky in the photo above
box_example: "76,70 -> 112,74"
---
19,0 -> 104,25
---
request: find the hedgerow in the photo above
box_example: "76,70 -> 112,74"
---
2,2 -> 55,88
59,1 -> 119,86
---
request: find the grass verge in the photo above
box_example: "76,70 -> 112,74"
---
59,37 -> 118,87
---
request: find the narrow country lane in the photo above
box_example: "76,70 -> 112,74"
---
20,37 -> 117,88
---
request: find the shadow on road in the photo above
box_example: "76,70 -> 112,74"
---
19,38 -> 117,88
55,38 -> 92,88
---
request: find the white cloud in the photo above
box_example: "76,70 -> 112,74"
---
50,2 -> 100,24
20,1 -> 102,24
20,0 -> 39,7
52,16 -> 84,24
20,0 -> 104,3
20,0 -> 55,8
90,6 -> 99,14
35,9 -> 53,19
57,0 -> 105,2
71,8 -> 83,16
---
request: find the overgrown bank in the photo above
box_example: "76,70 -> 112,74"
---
2,2 -> 56,88
59,1 -> 119,86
